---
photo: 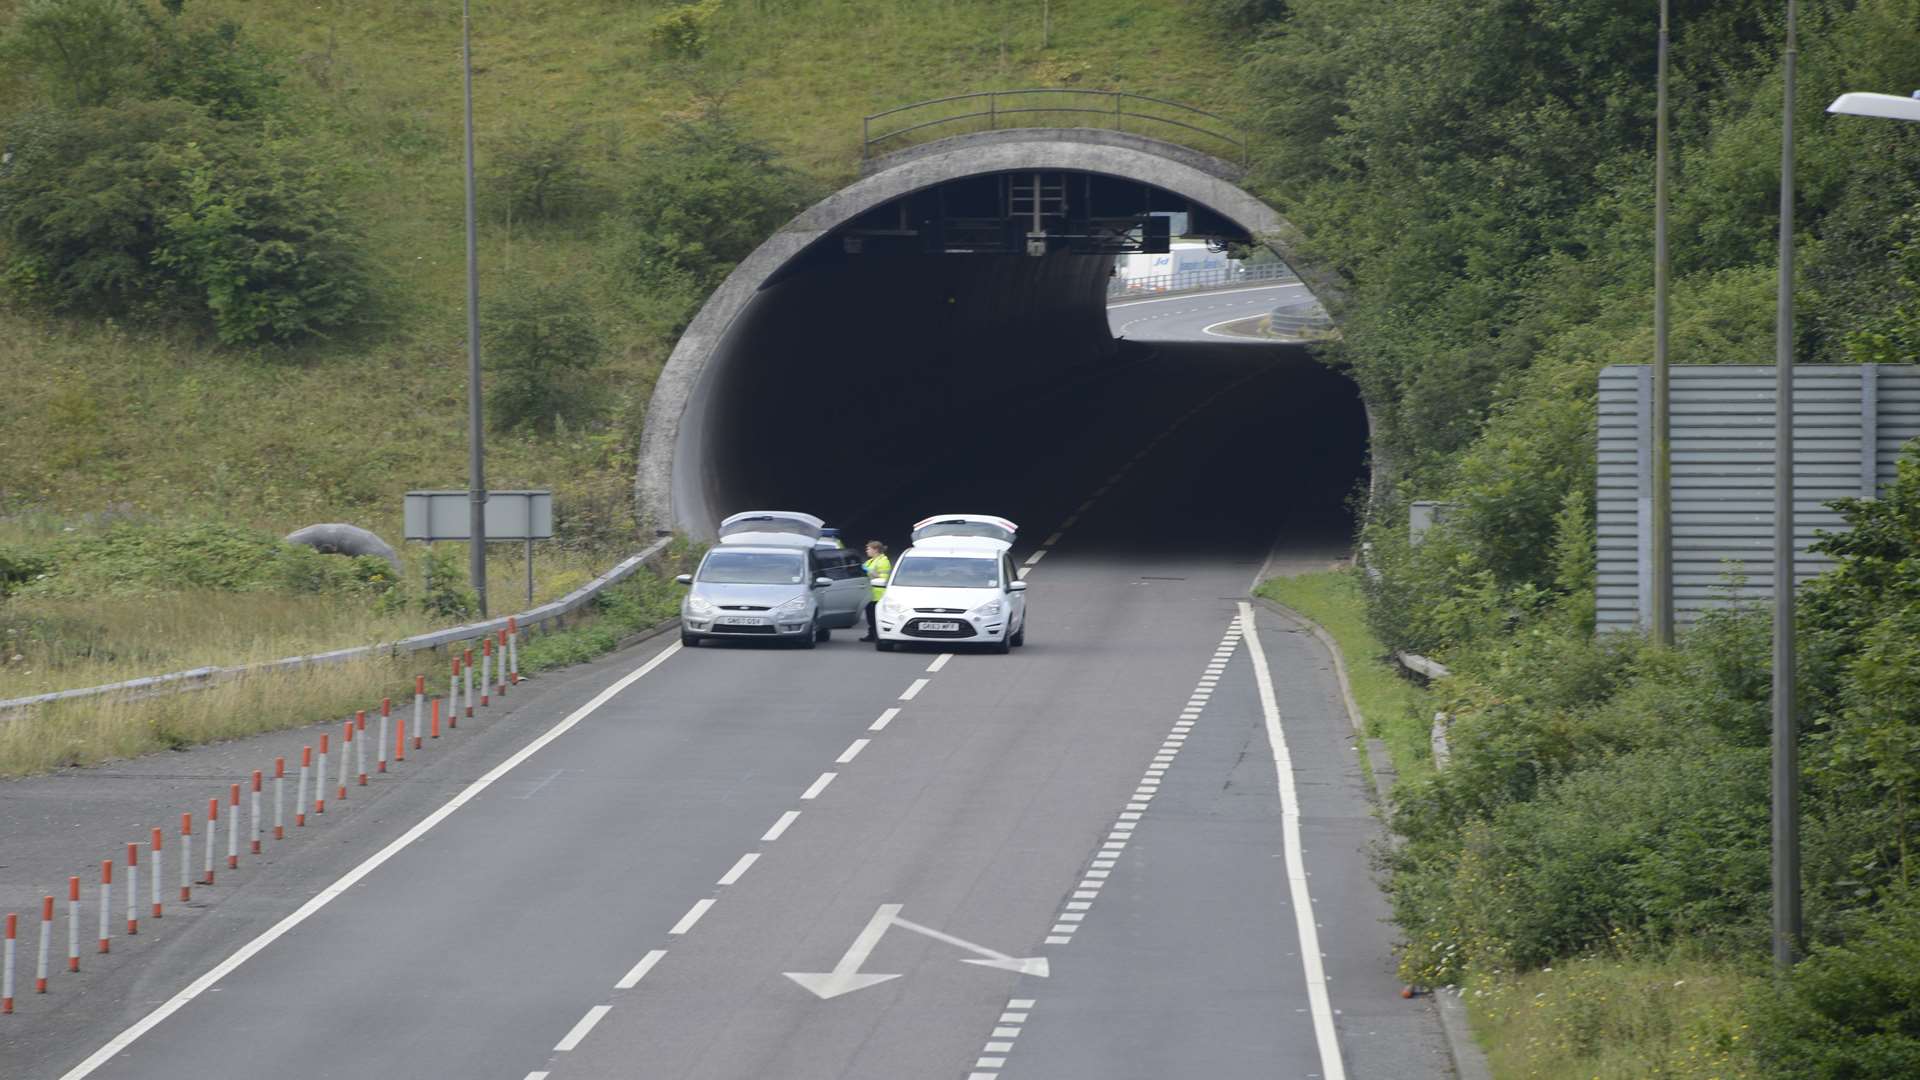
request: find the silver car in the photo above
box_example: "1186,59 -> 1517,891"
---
676,512 -> 869,648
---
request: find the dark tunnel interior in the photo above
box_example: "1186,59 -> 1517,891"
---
670,171 -> 1370,559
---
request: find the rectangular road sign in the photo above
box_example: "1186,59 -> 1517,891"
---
404,490 -> 553,542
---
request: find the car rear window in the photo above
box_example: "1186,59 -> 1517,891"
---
890,556 -> 1000,588
698,551 -> 805,584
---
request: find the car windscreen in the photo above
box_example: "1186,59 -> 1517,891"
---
698,551 -> 805,584
889,556 -> 1000,589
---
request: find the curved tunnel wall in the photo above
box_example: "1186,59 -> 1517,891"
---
637,130 -> 1344,539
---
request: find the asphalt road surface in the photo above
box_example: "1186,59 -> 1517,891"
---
1107,282 -> 1316,343
13,298 -> 1448,1080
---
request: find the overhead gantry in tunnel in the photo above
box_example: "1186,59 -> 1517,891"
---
635,129 -> 1367,548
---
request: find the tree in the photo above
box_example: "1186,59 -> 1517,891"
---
2,0 -> 150,107
483,282 -> 605,433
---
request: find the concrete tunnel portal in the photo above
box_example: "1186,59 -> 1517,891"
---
635,130 -> 1369,551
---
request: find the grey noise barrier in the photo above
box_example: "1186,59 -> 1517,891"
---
0,538 -> 672,720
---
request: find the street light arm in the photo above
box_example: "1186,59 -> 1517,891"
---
1827,91 -> 1920,122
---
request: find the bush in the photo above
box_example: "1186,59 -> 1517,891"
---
148,16 -> 285,123
2,0 -> 150,107
417,546 -> 476,619
0,100 -> 366,342
487,125 -> 596,224
484,281 -> 605,433
647,0 -> 722,59
1751,889 -> 1920,1079
13,521 -> 384,598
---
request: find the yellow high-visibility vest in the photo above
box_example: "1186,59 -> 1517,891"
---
863,554 -> 891,601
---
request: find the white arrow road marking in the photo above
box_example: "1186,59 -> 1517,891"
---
784,904 -> 1050,1000
784,904 -> 906,1000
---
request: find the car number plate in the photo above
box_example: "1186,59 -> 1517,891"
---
717,616 -> 768,626
918,620 -> 961,632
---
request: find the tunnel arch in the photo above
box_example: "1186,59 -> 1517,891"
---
635,129 -> 1337,538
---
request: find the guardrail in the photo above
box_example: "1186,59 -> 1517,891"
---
1106,261 -> 1298,299
0,538 -> 674,718
863,90 -> 1247,164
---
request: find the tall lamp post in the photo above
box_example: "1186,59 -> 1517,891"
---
1772,0 -> 1800,974
1651,0 -> 1674,645
461,0 -> 488,617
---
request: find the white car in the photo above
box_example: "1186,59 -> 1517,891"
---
874,514 -> 1028,654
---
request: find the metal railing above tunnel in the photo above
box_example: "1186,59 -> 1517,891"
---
863,90 -> 1248,166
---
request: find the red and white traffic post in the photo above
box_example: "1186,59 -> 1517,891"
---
463,649 -> 475,718
449,656 -> 461,730
413,675 -> 425,750
35,896 -> 52,993
65,877 -> 79,972
203,798 -> 218,885
377,698 -> 391,774
125,843 -> 139,935
4,912 -> 17,1014
178,814 -> 192,902
251,771 -> 263,854
508,617 -> 520,684
315,734 -> 329,815
274,757 -> 286,839
497,628 -> 511,694
355,710 -> 369,786
97,860 -> 111,954
431,695 -> 442,739
338,721 -> 353,801
227,784 -> 241,870
480,638 -> 492,707
150,828 -> 163,919
296,748 -> 311,827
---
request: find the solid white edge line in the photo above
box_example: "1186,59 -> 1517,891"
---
899,678 -> 930,701
763,809 -> 801,841
614,949 -> 666,989
1105,282 -> 1308,309
1239,602 -> 1347,1080
717,852 -> 760,886
553,1004 -> 613,1052
54,641 -> 684,1080
669,898 -> 715,936
800,772 -> 836,800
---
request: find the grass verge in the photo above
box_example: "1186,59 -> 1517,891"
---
1255,569 -> 1435,780
518,567 -> 684,674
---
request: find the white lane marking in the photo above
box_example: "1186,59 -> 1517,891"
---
554,1004 -> 612,1051
669,898 -> 715,936
1024,550 -> 1047,568
1059,514 -> 1079,529
1076,499 -> 1095,513
1001,1012 -> 1029,1022
525,1073 -> 551,1080
614,949 -> 666,989
717,853 -> 760,886
1042,532 -> 1063,547
870,707 -> 901,731
927,653 -> 953,673
53,641 -> 684,1080
1010,998 -> 1036,1008
900,678 -> 930,701
1240,602 -> 1347,1080
800,773 -> 836,800
837,739 -> 870,764
763,810 -> 801,841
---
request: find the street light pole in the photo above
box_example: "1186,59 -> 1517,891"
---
1652,0 -> 1674,645
1771,0 -> 1802,975
462,0 -> 488,618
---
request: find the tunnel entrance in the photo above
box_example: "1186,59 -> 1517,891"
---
637,131 -> 1368,561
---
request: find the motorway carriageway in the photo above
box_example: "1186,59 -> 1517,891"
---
6,284 -> 1451,1080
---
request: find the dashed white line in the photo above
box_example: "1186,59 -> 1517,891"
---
837,739 -> 870,764
717,853 -> 760,886
614,949 -> 666,989
899,678 -> 929,701
553,1004 -> 611,1051
763,810 -> 801,841
800,772 -> 836,800
525,1072 -> 550,1080
1024,550 -> 1047,568
870,707 -> 901,731
669,899 -> 715,936
1042,532 -> 1063,547
927,653 -> 953,673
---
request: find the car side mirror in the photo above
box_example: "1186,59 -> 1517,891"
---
870,576 -> 889,588
1008,581 -> 1028,592
813,576 -> 833,588
675,574 -> 693,586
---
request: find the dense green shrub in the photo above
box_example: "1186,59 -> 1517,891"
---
416,546 -> 476,619
483,281 -> 606,433
1751,890 -> 1920,1079
2,0 -> 150,107
647,0 -> 722,59
13,522 -> 390,598
487,125 -> 596,224
0,100 -> 365,342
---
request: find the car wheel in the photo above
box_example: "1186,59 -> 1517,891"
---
876,639 -> 895,652
815,625 -> 831,643
798,620 -> 818,649
681,631 -> 699,648
992,632 -> 1012,655
1010,620 -> 1025,647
